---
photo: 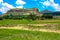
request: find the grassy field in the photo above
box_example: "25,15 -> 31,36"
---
0,29 -> 60,40
0,19 -> 60,25
0,19 -> 60,24
0,19 -> 60,30
0,19 -> 60,40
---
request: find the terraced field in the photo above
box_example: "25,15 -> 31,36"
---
0,19 -> 60,40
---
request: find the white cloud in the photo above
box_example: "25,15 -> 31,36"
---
2,3 -> 15,9
40,1 -> 51,6
50,0 -> 54,2
15,0 -> 26,9
40,0 -> 60,11
0,3 -> 15,13
0,6 -> 9,13
0,0 -> 3,3
16,6 -> 23,8
0,0 -> 26,13
16,0 -> 26,5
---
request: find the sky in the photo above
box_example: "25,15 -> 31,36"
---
0,0 -> 60,13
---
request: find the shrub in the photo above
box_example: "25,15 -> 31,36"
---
42,13 -> 53,19
0,16 -> 3,20
28,14 -> 37,20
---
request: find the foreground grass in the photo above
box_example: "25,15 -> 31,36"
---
0,29 -> 60,40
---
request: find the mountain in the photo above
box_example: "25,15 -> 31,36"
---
41,10 -> 52,13
1,8 -> 60,20
52,11 -> 60,16
0,8 -> 43,20
2,8 -> 60,17
2,8 -> 41,16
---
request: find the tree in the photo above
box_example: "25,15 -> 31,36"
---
42,13 -> 53,19
0,16 -> 3,20
28,13 -> 37,20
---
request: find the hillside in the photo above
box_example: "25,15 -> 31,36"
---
2,8 -> 41,16
1,8 -> 60,20
41,10 -> 52,13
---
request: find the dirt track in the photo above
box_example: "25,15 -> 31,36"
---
0,26 -> 60,34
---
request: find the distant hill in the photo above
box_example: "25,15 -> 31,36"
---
41,10 -> 60,16
41,10 -> 52,13
52,11 -> 60,16
0,8 -> 43,20
1,8 -> 60,17
8,8 -> 39,14
0,8 -> 60,20
2,8 -> 42,17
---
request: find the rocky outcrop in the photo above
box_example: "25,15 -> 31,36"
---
8,8 -> 39,14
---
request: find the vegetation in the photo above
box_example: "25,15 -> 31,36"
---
0,19 -> 60,30
0,29 -> 60,40
1,13 -> 53,20
42,13 -> 53,19
0,16 -> 3,20
0,8 -> 60,40
1,8 -> 60,20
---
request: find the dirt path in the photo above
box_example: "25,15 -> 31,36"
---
0,26 -> 60,34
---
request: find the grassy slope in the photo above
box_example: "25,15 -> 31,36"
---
0,19 -> 60,25
0,29 -> 60,40
0,19 -> 60,30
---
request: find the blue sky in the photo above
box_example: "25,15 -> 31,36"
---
0,0 -> 60,13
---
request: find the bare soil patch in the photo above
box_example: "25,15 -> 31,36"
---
0,25 -> 60,34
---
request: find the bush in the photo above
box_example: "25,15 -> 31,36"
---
42,13 -> 53,19
0,16 -> 3,20
28,14 -> 37,20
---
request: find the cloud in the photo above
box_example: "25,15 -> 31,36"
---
40,0 -> 50,6
15,0 -> 26,10
16,6 -> 23,8
0,2 -> 15,13
0,0 -> 26,13
0,0 -> 3,3
40,0 -> 60,11
50,0 -> 54,2
16,0 -> 26,5
2,3 -> 15,9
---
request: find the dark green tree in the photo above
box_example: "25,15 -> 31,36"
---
28,13 -> 37,20
42,13 -> 53,19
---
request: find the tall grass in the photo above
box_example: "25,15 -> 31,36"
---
0,29 -> 60,40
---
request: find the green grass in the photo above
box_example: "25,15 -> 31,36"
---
0,29 -> 60,40
0,19 -> 60,25
0,19 -> 60,30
